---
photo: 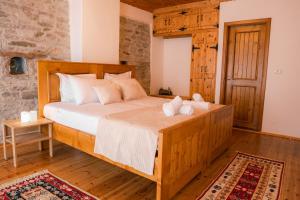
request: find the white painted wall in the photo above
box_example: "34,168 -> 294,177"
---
216,0 -> 300,137
69,0 -> 83,62
69,1 -> 164,93
120,2 -> 153,24
150,37 -> 164,94
82,0 -> 120,64
162,38 -> 192,96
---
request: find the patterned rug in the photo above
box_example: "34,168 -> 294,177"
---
0,170 -> 98,200
197,152 -> 284,200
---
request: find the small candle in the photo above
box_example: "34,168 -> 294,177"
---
30,111 -> 38,121
21,112 -> 31,123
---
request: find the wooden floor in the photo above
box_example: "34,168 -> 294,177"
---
0,130 -> 299,199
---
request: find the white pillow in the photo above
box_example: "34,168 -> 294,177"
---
112,79 -> 147,101
56,73 -> 96,102
104,71 -> 132,80
93,83 -> 122,105
68,76 -> 111,105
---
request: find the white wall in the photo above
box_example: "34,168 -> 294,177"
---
82,0 -> 120,64
120,2 -> 153,24
151,37 -> 164,94
69,1 -> 164,93
216,0 -> 300,138
69,0 -> 83,62
162,38 -> 192,96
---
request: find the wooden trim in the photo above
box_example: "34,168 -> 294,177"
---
150,95 -> 191,100
219,22 -> 229,104
220,18 -> 272,131
233,128 -> 300,141
260,132 -> 300,141
258,18 -> 272,131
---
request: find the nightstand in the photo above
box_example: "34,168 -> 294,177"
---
2,118 -> 53,167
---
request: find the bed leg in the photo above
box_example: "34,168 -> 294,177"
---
156,183 -> 169,200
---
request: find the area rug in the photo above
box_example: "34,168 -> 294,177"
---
197,152 -> 284,200
0,170 -> 99,200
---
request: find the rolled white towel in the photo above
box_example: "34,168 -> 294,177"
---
171,96 -> 183,112
163,103 -> 176,117
179,104 -> 194,116
183,100 -> 210,110
162,96 -> 183,117
192,93 -> 204,102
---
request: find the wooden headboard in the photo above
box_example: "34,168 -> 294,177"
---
37,60 -> 135,117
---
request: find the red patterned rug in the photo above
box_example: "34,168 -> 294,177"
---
0,170 -> 98,200
197,152 -> 284,200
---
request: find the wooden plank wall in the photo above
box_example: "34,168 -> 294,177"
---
153,0 -> 229,102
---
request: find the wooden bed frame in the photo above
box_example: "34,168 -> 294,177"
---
38,60 -> 233,200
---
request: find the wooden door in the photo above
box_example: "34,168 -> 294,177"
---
190,29 -> 218,102
221,19 -> 271,131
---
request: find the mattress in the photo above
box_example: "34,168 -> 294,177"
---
44,97 -> 168,135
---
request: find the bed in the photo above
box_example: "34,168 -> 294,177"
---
38,60 -> 233,200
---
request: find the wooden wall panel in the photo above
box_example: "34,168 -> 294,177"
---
190,29 -> 218,102
233,31 -> 259,80
153,3 -> 220,37
231,86 -> 256,122
153,0 -> 224,102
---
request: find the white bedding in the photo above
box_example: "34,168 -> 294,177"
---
44,97 -> 168,135
44,96 -> 179,175
94,105 -> 211,175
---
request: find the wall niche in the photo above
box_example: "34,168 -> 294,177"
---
9,57 -> 27,75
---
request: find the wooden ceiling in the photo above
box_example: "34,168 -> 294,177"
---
121,0 -> 206,12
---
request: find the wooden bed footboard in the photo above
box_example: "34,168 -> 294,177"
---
156,105 -> 233,200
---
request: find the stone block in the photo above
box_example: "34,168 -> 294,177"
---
0,0 -> 70,140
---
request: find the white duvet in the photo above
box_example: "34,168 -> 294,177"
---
45,97 -> 214,176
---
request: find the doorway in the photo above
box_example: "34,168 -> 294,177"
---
220,18 -> 271,131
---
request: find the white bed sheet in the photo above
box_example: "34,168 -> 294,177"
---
43,97 -> 168,135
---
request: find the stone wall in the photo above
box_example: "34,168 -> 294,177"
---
0,0 -> 70,140
119,17 -> 151,94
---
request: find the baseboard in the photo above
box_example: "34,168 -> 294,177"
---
233,127 -> 300,141
259,131 -> 300,141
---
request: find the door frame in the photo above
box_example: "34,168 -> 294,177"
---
220,18 -> 272,131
